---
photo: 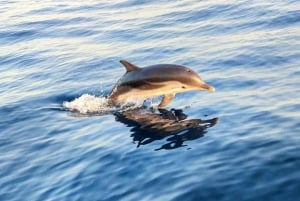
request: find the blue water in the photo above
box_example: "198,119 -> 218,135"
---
1,1 -> 300,201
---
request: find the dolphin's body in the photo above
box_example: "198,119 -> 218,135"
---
108,60 -> 215,107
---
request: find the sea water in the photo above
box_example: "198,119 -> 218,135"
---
0,1 -> 300,200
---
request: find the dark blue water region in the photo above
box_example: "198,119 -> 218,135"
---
1,0 -> 300,201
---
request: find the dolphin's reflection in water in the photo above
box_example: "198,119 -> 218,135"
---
114,108 -> 218,151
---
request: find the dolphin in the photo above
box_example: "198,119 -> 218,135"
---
108,60 -> 215,107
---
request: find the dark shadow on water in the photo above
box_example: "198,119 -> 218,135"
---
114,108 -> 218,151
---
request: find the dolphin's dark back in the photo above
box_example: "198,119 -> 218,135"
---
120,64 -> 202,86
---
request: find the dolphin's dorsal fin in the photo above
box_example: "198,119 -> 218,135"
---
120,60 -> 140,72
158,93 -> 175,108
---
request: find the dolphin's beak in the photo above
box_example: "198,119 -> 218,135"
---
200,83 -> 215,92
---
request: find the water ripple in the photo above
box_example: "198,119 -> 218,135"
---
1,0 -> 300,201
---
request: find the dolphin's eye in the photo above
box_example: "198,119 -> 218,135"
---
184,68 -> 191,73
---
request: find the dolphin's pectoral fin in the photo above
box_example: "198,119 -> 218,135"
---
158,93 -> 175,108
120,60 -> 140,72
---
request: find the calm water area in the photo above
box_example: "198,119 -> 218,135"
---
0,1 -> 300,201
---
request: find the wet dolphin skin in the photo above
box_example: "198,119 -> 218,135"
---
108,60 -> 215,107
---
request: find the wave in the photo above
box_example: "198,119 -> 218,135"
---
62,94 -> 145,114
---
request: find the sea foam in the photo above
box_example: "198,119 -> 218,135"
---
63,94 -> 145,114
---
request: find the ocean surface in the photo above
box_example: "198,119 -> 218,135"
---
1,1 -> 300,201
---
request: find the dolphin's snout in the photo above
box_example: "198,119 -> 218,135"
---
207,85 -> 215,92
201,84 -> 215,92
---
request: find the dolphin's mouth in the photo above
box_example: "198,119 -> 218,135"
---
201,84 -> 215,92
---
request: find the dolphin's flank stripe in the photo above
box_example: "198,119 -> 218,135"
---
122,80 -> 165,90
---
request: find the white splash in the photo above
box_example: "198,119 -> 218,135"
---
63,94 -> 110,114
63,94 -> 145,114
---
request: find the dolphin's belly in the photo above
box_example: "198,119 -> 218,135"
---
114,81 -> 184,103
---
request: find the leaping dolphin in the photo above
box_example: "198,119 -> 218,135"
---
108,60 -> 215,107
